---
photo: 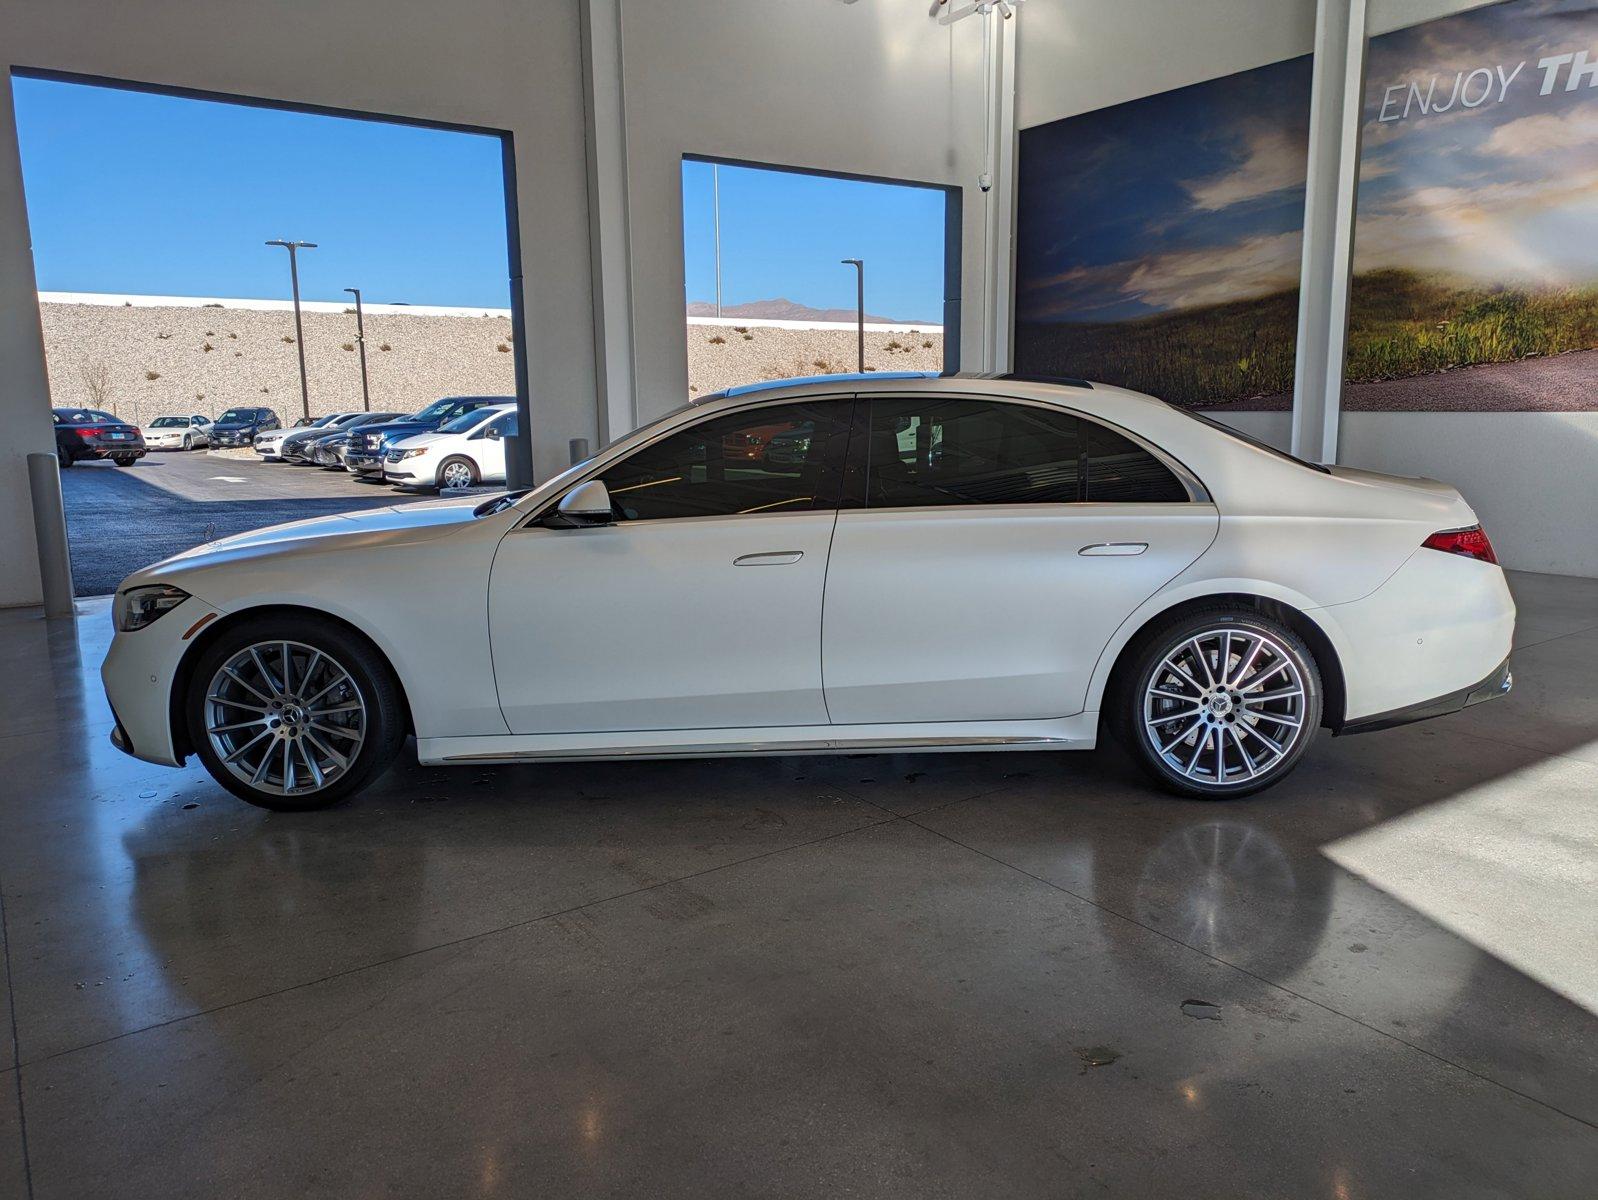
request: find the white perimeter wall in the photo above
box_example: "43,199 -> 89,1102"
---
1015,0 -> 1597,577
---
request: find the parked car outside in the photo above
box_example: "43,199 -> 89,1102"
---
385,403 -> 517,490
253,412 -> 350,461
53,407 -> 146,467
101,373 -> 1516,811
141,414 -> 212,451
344,395 -> 513,480
307,413 -> 407,469
210,406 -> 281,448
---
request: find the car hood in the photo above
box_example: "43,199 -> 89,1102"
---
213,423 -> 260,432
390,431 -> 448,452
357,421 -> 432,441
120,497 -> 485,594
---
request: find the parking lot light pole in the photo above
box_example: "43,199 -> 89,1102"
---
266,239 -> 316,422
841,258 -> 864,373
344,287 -> 371,411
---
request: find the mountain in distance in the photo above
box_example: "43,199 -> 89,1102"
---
687,297 -> 933,325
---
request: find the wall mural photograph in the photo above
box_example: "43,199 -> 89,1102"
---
1347,0 -> 1597,411
1013,55 -> 1313,410
1014,0 -> 1597,414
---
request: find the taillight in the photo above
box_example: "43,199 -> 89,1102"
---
1422,525 -> 1497,564
75,426 -> 105,439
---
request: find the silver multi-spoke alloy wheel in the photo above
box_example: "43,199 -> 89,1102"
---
1141,627 -> 1308,789
203,640 -> 367,797
440,460 -> 475,490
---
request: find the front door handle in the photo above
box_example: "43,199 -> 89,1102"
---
734,551 -> 804,566
1079,542 -> 1148,556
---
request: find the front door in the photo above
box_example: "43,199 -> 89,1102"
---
821,395 -> 1218,724
487,399 -> 853,735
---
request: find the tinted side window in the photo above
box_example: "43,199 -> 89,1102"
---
601,401 -> 850,521
1083,422 -> 1188,502
864,398 -> 1083,508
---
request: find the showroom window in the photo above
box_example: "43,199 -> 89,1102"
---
600,401 -> 852,522
860,398 -> 1188,508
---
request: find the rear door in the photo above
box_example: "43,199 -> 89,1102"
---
820,394 -> 1218,724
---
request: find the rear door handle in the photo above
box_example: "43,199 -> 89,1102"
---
1079,542 -> 1148,556
734,551 -> 804,566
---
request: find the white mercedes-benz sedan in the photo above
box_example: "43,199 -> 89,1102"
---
101,373 -> 1514,810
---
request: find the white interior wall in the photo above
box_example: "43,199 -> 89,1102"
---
611,0 -> 993,423
0,0 -> 599,607
1014,0 -> 1597,576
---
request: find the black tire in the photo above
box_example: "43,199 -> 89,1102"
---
436,456 -> 479,490
185,614 -> 407,811
57,443 -> 73,468
1112,607 -> 1322,800
112,456 -> 138,467
182,434 -> 193,451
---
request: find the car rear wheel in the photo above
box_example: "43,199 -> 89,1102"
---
185,615 -> 407,811
437,457 -> 478,490
57,443 -> 72,468
112,455 -> 138,467
1116,608 -> 1321,799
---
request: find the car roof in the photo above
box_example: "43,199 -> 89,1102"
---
702,371 -> 1095,405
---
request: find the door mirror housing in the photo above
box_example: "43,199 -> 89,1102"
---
544,479 -> 613,528
483,424 -> 502,441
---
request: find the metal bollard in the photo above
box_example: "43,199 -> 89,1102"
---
27,452 -> 75,618
503,432 -> 531,491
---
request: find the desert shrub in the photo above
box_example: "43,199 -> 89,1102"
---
342,343 -> 355,352
733,326 -> 748,334
922,340 -> 933,349
281,335 -> 295,344
144,370 -> 160,381
379,343 -> 392,351
742,333 -> 753,340
708,335 -> 726,344
202,342 -> 214,352
496,343 -> 510,352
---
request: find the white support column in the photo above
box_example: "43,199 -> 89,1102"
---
0,76 -> 59,608
980,6 -> 1019,373
1290,0 -> 1369,464
580,0 -> 638,445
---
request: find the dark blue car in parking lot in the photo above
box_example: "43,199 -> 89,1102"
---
344,395 -> 513,479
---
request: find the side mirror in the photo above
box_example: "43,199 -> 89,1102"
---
484,424 -> 502,441
545,479 -> 613,528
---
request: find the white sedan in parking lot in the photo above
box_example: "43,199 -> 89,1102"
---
383,403 -> 518,490
141,414 -> 212,450
101,373 -> 1514,811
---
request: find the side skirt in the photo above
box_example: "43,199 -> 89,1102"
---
418,715 -> 1101,765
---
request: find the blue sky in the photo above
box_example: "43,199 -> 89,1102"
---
1015,54 -> 1314,325
681,160 -> 946,323
11,75 -> 512,307
12,77 -> 949,321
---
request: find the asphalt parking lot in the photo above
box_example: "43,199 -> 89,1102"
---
60,448 -> 432,596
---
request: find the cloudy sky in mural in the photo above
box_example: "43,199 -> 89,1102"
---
1015,55 -> 1312,324
1354,0 -> 1598,285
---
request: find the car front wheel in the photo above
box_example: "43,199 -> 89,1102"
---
1117,609 -> 1322,799
437,456 -> 479,490
185,616 -> 407,810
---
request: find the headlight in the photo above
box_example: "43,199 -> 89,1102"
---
398,448 -> 428,459
115,585 -> 189,632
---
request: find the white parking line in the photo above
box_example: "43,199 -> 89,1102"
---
209,476 -> 247,483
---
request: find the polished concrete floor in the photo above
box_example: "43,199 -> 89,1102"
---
2,571 -> 1596,1198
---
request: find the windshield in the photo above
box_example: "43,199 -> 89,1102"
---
150,416 -> 186,428
216,409 -> 256,424
440,407 -> 503,435
1180,408 -> 1331,474
412,398 -> 461,422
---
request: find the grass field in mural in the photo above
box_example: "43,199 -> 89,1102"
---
1017,266 -> 1598,409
